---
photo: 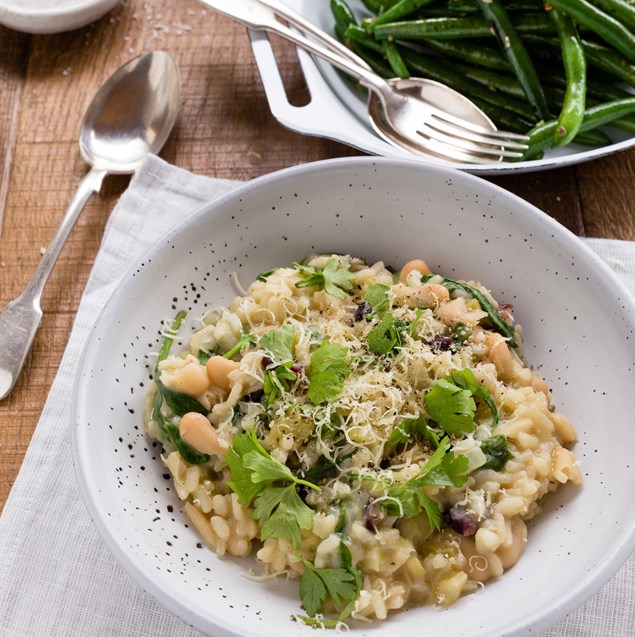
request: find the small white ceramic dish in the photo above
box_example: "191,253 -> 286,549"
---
247,0 -> 635,174
0,0 -> 119,34
72,157 -> 635,637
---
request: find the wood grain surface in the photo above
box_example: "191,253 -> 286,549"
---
1,0 -> 634,512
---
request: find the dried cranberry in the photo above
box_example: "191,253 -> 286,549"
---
262,355 -> 273,369
243,389 -> 264,403
430,334 -> 453,353
364,501 -> 385,532
447,505 -> 477,536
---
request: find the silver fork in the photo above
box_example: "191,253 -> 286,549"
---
196,0 -> 529,163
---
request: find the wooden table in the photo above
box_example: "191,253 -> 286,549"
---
1,0 -> 634,512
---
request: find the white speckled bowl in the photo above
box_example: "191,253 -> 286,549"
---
72,157 -> 635,637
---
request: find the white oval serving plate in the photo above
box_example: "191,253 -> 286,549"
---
247,0 -> 635,174
73,157 -> 635,637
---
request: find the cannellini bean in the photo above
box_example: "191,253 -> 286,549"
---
394,283 -> 449,308
179,411 -> 228,456
399,259 -> 431,283
485,332 -> 514,381
435,297 -> 488,327
206,355 -> 240,391
531,374 -> 549,395
550,411 -> 578,444
497,517 -> 527,570
161,355 -> 209,397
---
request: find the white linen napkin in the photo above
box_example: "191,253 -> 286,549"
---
0,155 -> 632,637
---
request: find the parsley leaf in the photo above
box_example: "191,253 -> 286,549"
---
307,340 -> 351,404
260,324 -> 295,364
263,362 -> 297,402
370,439 -> 468,529
424,378 -> 477,435
255,484 -> 314,547
299,562 -> 358,617
363,283 -> 390,316
225,430 -> 321,547
294,259 -> 355,300
386,415 -> 440,450
367,312 -> 408,355
450,368 -> 499,426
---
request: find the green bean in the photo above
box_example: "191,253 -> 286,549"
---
452,62 -> 527,98
370,0 -> 438,31
548,8 -> 586,145
421,38 -> 513,70
547,0 -> 635,63
525,34 -> 635,86
345,24 -> 386,54
470,97 -> 535,132
384,40 -> 411,75
331,0 -> 358,34
574,128 -> 612,145
361,0 -> 400,13
447,0 -> 543,11
591,0 -> 635,31
475,0 -> 550,119
350,41 -> 396,77
398,45 -> 539,119
522,97 -> 635,157
331,0 -> 357,41
373,13 -> 554,39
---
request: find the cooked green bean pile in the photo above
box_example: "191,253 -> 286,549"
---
330,0 -> 635,159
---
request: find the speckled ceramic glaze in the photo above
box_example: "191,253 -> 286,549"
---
72,157 -> 635,637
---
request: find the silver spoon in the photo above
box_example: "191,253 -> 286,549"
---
0,51 -> 180,400
197,0 -> 527,162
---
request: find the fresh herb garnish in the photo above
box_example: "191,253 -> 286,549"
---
424,378 -> 477,435
263,362 -> 297,402
226,429 -> 320,547
297,542 -> 362,627
363,283 -> 390,316
480,435 -> 513,470
450,368 -> 499,427
367,439 -> 468,529
294,259 -> 356,300
307,340 -> 351,404
260,324 -> 295,363
387,415 -> 440,449
367,312 -> 408,355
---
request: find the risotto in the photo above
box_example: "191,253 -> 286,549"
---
144,254 -> 581,628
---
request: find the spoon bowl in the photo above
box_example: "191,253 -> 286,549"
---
0,51 -> 180,400
80,51 -> 180,173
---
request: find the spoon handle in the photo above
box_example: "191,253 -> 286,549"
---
0,166 -> 107,400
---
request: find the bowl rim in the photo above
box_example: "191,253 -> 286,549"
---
71,156 -> 635,637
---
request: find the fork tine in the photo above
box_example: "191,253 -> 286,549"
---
395,133 -> 506,164
423,122 -> 527,157
417,125 -> 524,159
431,111 -> 530,143
427,117 -> 529,150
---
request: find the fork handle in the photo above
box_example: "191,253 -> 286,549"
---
199,0 -> 387,96
255,0 -> 372,71
0,166 -> 106,400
